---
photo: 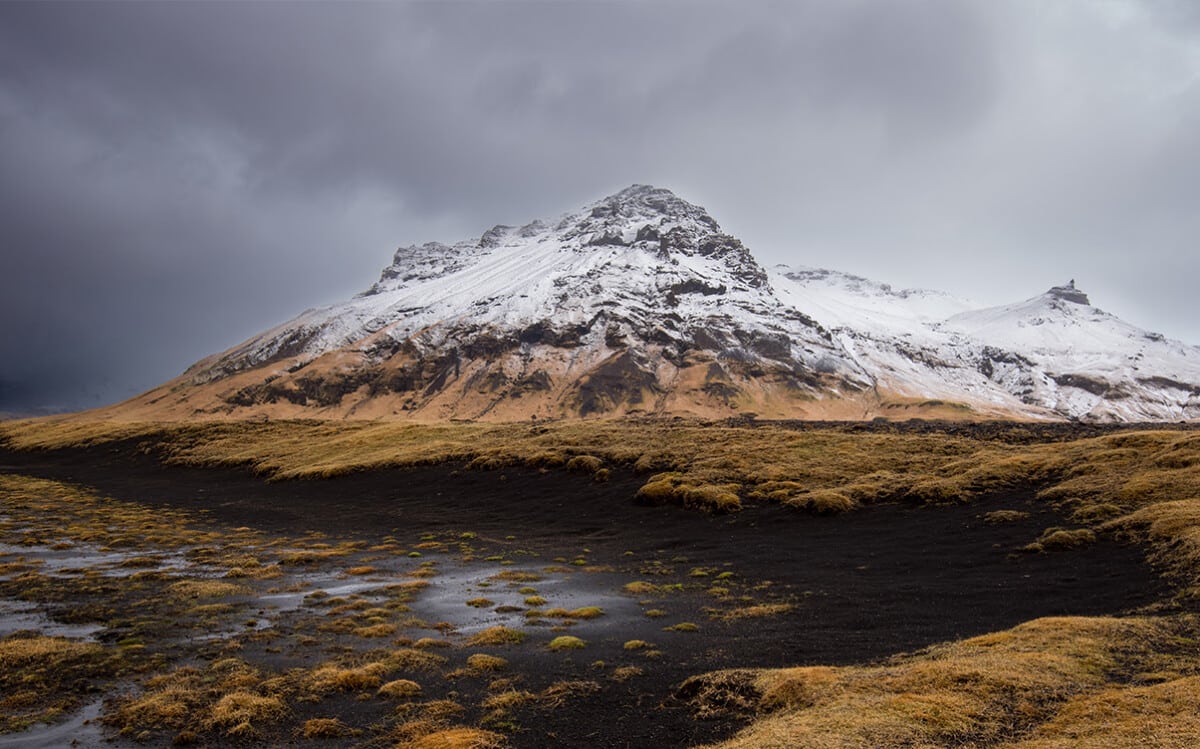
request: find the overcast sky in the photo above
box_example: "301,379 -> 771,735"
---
2,1 -> 1198,413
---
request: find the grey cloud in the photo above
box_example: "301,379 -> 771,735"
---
1,0 -> 1197,413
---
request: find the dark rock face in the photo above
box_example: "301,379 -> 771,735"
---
517,321 -> 590,348
573,352 -> 662,416
978,347 -> 1036,380
480,225 -> 513,248
586,231 -> 629,247
1047,280 -> 1090,305
1053,373 -> 1112,396
1137,376 -> 1200,396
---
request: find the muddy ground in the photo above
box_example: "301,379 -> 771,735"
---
0,440 -> 1173,748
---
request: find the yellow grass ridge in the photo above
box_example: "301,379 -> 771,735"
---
690,615 -> 1200,749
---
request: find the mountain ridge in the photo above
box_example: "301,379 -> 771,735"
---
99,185 -> 1200,423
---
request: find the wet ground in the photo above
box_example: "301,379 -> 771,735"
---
0,441 -> 1175,748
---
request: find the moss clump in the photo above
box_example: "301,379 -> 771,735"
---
548,636 -> 587,651
785,490 -> 857,514
664,622 -> 699,632
566,454 -> 604,474
466,654 -> 508,672
466,627 -> 526,646
301,717 -> 351,738
1025,527 -> 1097,553
983,510 -> 1031,524
377,679 -> 422,699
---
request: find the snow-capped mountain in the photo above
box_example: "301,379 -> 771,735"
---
115,185 -> 1200,422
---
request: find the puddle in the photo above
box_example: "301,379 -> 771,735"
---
0,542 -> 190,578
412,564 -> 642,634
259,577 -> 393,613
0,599 -> 104,640
0,699 -> 107,748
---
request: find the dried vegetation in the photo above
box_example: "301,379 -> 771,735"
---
7,420 -> 1200,746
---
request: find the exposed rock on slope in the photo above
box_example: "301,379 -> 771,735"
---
108,186 -> 1200,422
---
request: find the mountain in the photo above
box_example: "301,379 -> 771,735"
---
107,185 -> 1200,422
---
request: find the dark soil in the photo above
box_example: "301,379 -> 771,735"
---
0,440 -> 1174,749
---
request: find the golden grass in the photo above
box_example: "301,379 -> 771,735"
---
465,654 -> 508,672
10,422 -> 1200,746
300,717 -> 351,738
695,615 -> 1200,749
481,689 -> 536,711
402,727 -> 504,749
305,662 -> 388,694
536,606 -> 605,621
0,419 -> 1001,508
1008,676 -> 1200,748
715,603 -> 794,621
106,659 -> 289,739
0,635 -> 103,669
465,626 -> 525,646
168,579 -> 249,599
984,509 -> 1031,523
664,622 -> 699,632
388,648 -> 449,672
0,634 -> 113,731
1110,499 -> 1200,596
4,419 -> 1195,530
206,691 -> 287,733
538,680 -> 601,707
622,581 -> 660,595
378,679 -> 423,699
353,623 -> 399,638
547,636 -> 586,651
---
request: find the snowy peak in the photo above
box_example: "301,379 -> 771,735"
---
582,184 -> 721,231
124,186 -> 1200,423
367,185 -> 769,301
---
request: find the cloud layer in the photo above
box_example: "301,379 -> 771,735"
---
2,1 -> 1197,412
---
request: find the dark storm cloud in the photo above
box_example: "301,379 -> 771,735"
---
0,1 -> 1197,413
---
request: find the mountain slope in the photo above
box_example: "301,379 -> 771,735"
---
106,186 -> 1200,422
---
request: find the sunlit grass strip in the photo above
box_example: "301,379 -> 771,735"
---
692,615 -> 1200,749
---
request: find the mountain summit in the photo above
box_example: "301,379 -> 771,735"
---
112,186 -> 1200,422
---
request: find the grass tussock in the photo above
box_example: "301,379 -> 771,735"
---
305,662 -> 388,694
169,579 -> 249,599
207,691 -> 288,734
538,679 -> 601,708
715,603 -> 794,621
401,727 -> 504,749
378,679 -> 423,699
983,509 -> 1031,523
465,627 -> 525,646
637,473 -> 742,513
464,654 -> 508,672
300,717 -> 351,738
1024,527 -> 1097,553
388,648 -> 450,672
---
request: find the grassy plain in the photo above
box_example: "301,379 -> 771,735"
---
2,417 -> 1200,747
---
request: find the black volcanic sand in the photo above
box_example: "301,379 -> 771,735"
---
0,442 -> 1174,749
